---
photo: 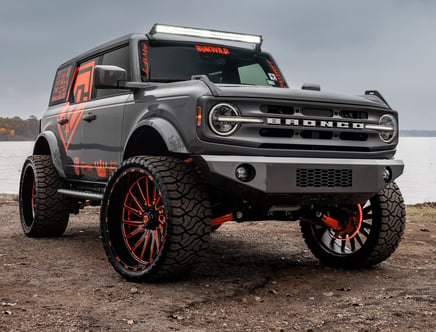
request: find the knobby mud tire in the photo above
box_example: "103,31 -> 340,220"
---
19,155 -> 70,237
300,182 -> 406,268
100,156 -> 211,282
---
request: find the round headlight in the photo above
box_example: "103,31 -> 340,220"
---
209,103 -> 240,136
379,114 -> 398,143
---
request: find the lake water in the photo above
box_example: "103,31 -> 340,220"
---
0,138 -> 435,204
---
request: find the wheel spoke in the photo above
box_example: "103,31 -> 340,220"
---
136,179 -> 147,207
340,238 -> 346,252
146,177 -> 150,206
125,225 -> 145,239
153,186 -> 157,206
128,189 -> 145,215
139,233 -> 151,261
361,221 -> 372,230
350,237 -> 356,251
154,229 -> 160,251
355,233 -> 364,246
360,228 -> 370,238
149,235 -> 155,263
154,194 -> 162,210
131,233 -> 146,251
122,220 -> 142,226
123,203 -> 142,217
362,204 -> 371,215
329,235 -> 336,249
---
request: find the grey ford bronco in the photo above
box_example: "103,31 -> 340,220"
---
19,24 -> 405,281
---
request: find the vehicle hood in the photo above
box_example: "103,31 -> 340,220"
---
215,84 -> 389,109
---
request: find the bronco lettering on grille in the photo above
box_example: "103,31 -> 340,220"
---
266,117 -> 365,129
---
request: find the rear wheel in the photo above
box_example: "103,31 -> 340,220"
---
19,155 -> 70,237
100,156 -> 211,282
300,182 -> 405,268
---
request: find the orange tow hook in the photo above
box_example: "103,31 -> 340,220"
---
321,214 -> 340,230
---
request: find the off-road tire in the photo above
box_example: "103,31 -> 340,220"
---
300,182 -> 406,268
19,155 -> 70,237
100,156 -> 211,282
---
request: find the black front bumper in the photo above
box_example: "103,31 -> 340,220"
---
197,155 -> 404,205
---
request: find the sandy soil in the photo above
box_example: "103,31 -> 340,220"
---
0,194 -> 435,331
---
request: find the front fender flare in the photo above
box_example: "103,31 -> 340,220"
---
128,117 -> 189,154
33,131 -> 66,178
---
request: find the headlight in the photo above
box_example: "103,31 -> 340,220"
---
379,114 -> 397,143
209,103 -> 240,136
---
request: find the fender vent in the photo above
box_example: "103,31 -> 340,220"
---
297,169 -> 352,188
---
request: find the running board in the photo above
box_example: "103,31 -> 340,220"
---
58,189 -> 104,201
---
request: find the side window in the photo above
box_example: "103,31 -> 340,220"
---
49,64 -> 74,106
73,60 -> 97,103
96,46 -> 131,99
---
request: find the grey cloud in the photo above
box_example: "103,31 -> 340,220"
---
0,0 -> 435,129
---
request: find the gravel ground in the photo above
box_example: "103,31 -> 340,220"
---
0,194 -> 435,331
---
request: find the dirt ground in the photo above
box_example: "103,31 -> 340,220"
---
0,194 -> 434,331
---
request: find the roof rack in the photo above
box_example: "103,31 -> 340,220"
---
148,23 -> 263,51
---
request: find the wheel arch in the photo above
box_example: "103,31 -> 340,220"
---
123,118 -> 189,160
33,131 -> 66,178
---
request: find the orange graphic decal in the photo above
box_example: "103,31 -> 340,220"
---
57,61 -> 95,151
73,157 -> 80,176
195,45 -> 229,55
95,160 -> 108,178
72,158 -> 117,179
268,60 -> 285,88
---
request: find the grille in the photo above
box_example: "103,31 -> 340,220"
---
296,168 -> 352,188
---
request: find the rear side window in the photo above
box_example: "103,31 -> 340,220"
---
49,64 -> 74,106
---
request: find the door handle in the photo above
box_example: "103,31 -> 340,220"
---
57,118 -> 69,125
82,113 -> 97,122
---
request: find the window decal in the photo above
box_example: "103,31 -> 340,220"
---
268,61 -> 285,88
195,45 -> 229,55
50,65 -> 72,103
141,43 -> 149,80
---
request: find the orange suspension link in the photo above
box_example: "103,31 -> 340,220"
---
211,213 -> 233,227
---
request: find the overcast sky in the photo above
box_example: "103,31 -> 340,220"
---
1,0 -> 435,129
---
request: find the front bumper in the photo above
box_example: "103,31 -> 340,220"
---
198,155 -> 404,204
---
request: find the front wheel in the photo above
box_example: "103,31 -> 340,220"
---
300,182 -> 406,268
100,156 -> 211,282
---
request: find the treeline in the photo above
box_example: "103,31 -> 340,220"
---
0,116 -> 39,141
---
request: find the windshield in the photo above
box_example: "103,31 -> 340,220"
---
139,41 -> 286,88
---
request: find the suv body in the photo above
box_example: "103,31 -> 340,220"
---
19,24 -> 405,281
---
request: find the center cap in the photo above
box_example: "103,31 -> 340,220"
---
142,212 -> 151,225
142,210 -> 156,226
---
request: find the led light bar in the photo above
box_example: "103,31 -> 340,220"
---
150,24 -> 262,46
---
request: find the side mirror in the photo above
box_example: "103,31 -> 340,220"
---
93,65 -> 127,89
